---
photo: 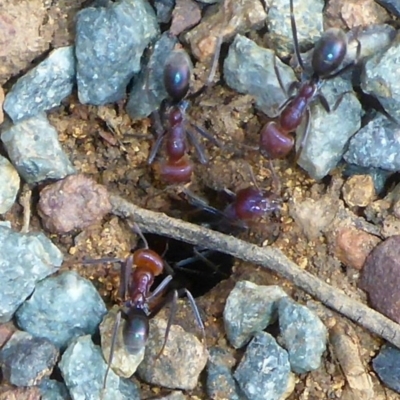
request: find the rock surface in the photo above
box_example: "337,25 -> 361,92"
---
0,155 -> 20,214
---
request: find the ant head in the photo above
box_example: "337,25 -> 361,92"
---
164,50 -> 193,103
123,308 -> 149,354
312,28 -> 347,77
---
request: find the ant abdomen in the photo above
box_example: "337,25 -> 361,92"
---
123,308 -> 149,354
260,121 -> 294,159
312,28 -> 347,77
159,157 -> 193,184
133,249 -> 164,275
164,50 -> 192,102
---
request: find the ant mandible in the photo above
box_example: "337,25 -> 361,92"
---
259,0 -> 360,161
147,48 -> 221,184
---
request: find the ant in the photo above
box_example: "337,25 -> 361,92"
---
82,223 -> 205,391
259,0 -> 361,161
147,47 -> 221,184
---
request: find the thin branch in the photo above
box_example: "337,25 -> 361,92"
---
110,194 -> 400,348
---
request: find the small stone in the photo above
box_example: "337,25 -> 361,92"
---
0,331 -> 59,387
342,175 -> 376,207
75,0 -> 159,105
39,378 -> 70,400
0,386 -> 41,400
278,297 -> 327,373
376,0 -> 400,17
224,34 -> 296,117
137,318 -> 208,390
0,86 -> 4,123
0,155 -> 20,214
16,271 -> 107,349
361,33 -> 400,123
154,0 -> 175,23
223,281 -> 287,348
359,236 -> 400,323
3,46 -> 75,123
372,344 -> 400,393
185,0 -> 267,61
0,225 -> 63,322
170,0 -> 201,37
157,392 -> 188,400
332,227 -> 381,270
37,174 -> 112,234
126,33 -> 178,119
206,347 -> 241,400
344,113 -> 400,171
59,335 -> 140,399
100,305 -> 145,378
234,332 -> 293,400
1,114 -> 76,184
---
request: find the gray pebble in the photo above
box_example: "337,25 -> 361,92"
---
375,0 -> 400,18
154,0 -> 175,23
0,155 -> 20,214
234,332 -> 293,400
0,225 -> 62,322
266,0 -> 323,58
137,318 -> 208,390
59,335 -> 140,400
297,77 -> 362,180
206,346 -> 242,400
224,34 -> 297,117
361,32 -> 400,123
100,305 -> 145,378
126,33 -> 178,119
278,297 -> 327,374
39,379 -> 71,400
3,46 -> 75,123
224,281 -> 287,349
15,271 -> 107,349
1,113 -> 76,184
344,113 -> 400,171
372,344 -> 400,393
75,0 -> 159,105
157,391 -> 188,400
0,330 -> 59,387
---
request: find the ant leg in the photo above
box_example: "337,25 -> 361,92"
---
118,254 -> 133,300
290,0 -> 306,71
147,127 -> 166,165
190,122 -> 223,148
129,222 -> 150,249
181,187 -> 224,217
163,260 -> 175,276
186,129 -> 208,164
147,274 -> 174,302
80,257 -> 125,265
103,309 -> 122,390
295,107 -> 311,162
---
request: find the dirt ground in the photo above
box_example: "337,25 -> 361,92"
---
1,0 -> 400,399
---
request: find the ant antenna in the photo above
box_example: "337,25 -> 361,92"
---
129,221 -> 149,249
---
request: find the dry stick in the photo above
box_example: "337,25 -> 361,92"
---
110,194 -> 400,348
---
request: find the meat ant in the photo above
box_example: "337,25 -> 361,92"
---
82,223 -> 205,391
259,0 -> 361,161
147,46 -> 221,184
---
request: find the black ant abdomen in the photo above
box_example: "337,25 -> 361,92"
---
123,308 -> 149,354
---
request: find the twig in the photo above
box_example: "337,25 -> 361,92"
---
110,194 -> 400,348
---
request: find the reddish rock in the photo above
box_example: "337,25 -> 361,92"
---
342,175 -> 376,208
170,0 -> 201,37
332,227 -> 380,270
38,174 -> 112,234
359,236 -> 400,323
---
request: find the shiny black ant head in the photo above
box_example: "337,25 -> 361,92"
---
164,50 -> 193,102
312,28 -> 347,77
123,308 -> 149,354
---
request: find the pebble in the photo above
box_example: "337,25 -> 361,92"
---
372,344 -> 400,393
37,174 -> 112,234
332,227 -> 381,270
0,86 -> 4,123
3,46 -> 75,123
0,386 -> 41,400
157,392 -> 188,400
376,0 -> 400,17
0,155 -> 20,214
126,33 -> 178,119
223,280 -> 287,348
1,113 -> 76,184
265,0 -> 323,59
100,305 -> 145,378
224,34 -> 297,117
234,332 -> 293,400
361,32 -> 400,123
359,236 -> 400,323
75,0 -> 159,105
344,113 -> 400,171
185,0 -> 267,61
0,331 -> 58,387
170,0 -> 201,37
0,225 -> 63,322
137,318 -> 208,390
15,271 -> 107,349
206,346 -> 241,400
342,175 -> 376,207
154,0 -> 175,23
278,297 -> 327,374
39,378 -> 70,400
59,335 -> 140,400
